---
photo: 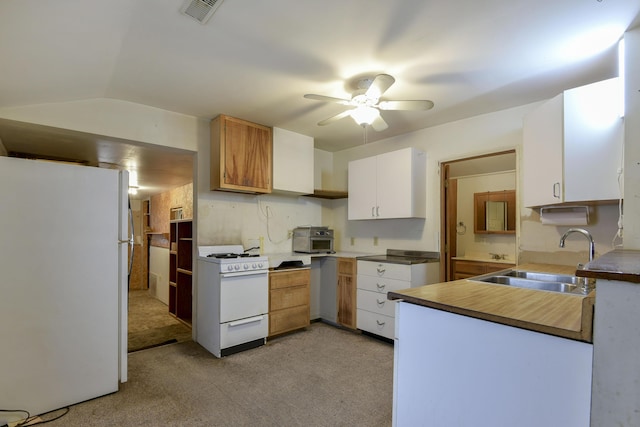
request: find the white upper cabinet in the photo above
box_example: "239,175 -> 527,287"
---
272,127 -> 314,195
348,147 -> 426,220
523,78 -> 624,207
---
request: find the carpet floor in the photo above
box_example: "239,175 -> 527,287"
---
42,322 -> 394,426
128,289 -> 193,353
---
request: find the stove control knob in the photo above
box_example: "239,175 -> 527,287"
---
243,263 -> 249,270
234,264 -> 240,271
258,262 -> 264,269
227,265 -> 233,272
252,263 -> 257,269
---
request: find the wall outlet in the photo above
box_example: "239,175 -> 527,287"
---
373,236 -> 379,246
287,230 -> 293,239
350,237 -> 355,246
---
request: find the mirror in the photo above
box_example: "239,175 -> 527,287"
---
474,190 -> 515,234
486,201 -> 507,231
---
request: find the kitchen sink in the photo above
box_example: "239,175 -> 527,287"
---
471,269 -> 594,295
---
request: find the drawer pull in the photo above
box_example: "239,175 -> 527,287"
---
376,320 -> 386,327
376,299 -> 386,307
376,283 -> 386,291
376,265 -> 386,275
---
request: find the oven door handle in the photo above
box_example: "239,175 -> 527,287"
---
220,270 -> 268,278
229,315 -> 265,327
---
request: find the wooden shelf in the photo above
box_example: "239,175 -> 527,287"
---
303,189 -> 348,199
169,218 -> 193,324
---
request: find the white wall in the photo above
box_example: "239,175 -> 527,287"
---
456,171 -> 517,259
196,121 -> 331,253
332,104 -> 532,255
0,98 -> 199,152
331,101 -> 621,265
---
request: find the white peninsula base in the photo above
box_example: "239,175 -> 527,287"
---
393,301 -> 593,427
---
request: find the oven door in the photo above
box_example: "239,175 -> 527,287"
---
310,237 -> 333,253
219,270 -> 269,323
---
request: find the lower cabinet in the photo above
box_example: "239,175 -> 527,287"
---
393,302 -> 593,426
452,259 -> 514,280
336,258 -> 357,329
268,269 -> 310,337
357,260 -> 430,340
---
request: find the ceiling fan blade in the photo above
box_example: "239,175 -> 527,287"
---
317,109 -> 353,126
304,94 -> 352,106
370,114 -> 388,132
378,100 -> 435,111
365,74 -> 395,99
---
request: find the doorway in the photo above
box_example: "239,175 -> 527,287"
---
440,150 -> 517,281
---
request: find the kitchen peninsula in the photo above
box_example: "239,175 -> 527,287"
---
388,263 -> 595,427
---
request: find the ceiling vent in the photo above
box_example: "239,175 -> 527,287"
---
180,0 -> 224,24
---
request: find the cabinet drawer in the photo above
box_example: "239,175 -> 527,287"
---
270,286 -> 309,311
357,274 -> 410,294
357,289 -> 396,317
357,261 -> 411,281
452,260 -> 487,276
269,269 -> 311,290
269,305 -> 309,336
357,309 -> 395,340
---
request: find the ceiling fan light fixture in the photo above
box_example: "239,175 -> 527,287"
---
351,106 -> 379,126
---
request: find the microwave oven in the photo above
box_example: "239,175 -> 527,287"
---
292,226 -> 334,254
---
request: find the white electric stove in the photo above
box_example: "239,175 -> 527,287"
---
197,245 -> 269,357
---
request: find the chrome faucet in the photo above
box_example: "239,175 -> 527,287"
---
559,228 -> 595,262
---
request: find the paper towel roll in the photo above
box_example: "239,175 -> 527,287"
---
540,208 -> 588,225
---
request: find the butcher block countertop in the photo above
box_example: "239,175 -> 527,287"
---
388,263 -> 595,342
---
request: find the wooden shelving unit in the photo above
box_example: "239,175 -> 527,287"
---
169,219 -> 193,324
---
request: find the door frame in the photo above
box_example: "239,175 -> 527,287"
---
439,150 -> 517,281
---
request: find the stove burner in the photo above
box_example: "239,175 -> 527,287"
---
206,253 -> 259,259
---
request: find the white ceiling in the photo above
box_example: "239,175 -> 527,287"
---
0,0 -> 638,198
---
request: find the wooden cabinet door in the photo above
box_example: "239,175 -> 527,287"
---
211,115 -> 272,194
337,258 -> 357,329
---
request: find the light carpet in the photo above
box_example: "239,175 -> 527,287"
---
44,322 -> 394,426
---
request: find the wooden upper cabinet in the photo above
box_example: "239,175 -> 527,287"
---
210,114 -> 273,194
474,190 -> 516,234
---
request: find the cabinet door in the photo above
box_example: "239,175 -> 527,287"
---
348,156 -> 378,219
563,78 -> 623,203
211,115 -> 272,194
272,128 -> 314,194
336,258 -> 356,329
223,117 -> 272,192
522,94 -> 564,207
376,148 -> 416,219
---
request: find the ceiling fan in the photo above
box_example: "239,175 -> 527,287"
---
304,74 -> 434,131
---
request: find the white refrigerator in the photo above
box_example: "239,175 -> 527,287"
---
0,156 -> 129,421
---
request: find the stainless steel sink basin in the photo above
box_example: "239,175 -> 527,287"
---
471,269 -> 593,295
479,275 -> 579,293
504,270 -> 580,284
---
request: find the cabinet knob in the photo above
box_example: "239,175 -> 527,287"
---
376,283 -> 386,291
376,320 -> 386,327
376,299 -> 386,307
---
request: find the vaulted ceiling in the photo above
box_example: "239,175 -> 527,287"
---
0,0 -> 638,197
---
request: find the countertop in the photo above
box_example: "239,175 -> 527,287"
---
451,256 -> 515,265
577,249 -> 640,284
388,263 -> 595,342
